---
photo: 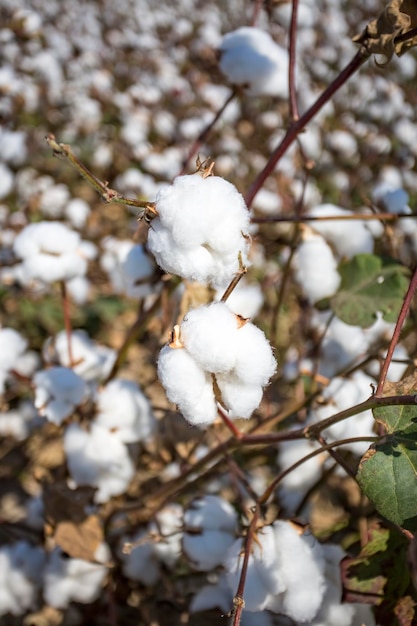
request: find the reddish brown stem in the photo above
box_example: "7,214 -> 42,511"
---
245,49 -> 369,208
288,0 -> 300,121
231,506 -> 261,626
60,280 -> 74,366
376,266 -> 417,395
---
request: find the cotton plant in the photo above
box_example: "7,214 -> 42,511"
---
0,541 -> 45,617
223,521 -> 326,620
147,172 -> 251,287
157,302 -> 276,426
33,366 -> 89,426
43,543 -> 110,609
183,495 -> 238,571
218,27 -> 289,98
0,400 -> 38,441
12,221 -> 97,286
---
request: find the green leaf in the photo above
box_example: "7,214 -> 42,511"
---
357,399 -> 417,532
330,254 -> 409,327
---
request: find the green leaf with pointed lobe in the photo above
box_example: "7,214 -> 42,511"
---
330,254 -> 409,327
357,379 -> 417,532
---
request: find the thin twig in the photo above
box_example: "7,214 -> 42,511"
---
60,280 -> 74,367
288,0 -> 300,121
376,266 -> 417,395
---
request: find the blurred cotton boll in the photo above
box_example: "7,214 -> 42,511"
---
95,378 -> 155,443
292,231 -> 341,303
43,544 -> 110,609
13,221 -> 90,284
183,495 -> 237,570
219,27 -> 289,98
63,423 -> 135,503
33,367 -> 89,425
0,541 -> 45,617
0,327 -> 28,394
100,237 -> 155,299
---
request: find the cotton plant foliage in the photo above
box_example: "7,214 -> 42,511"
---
158,302 -> 276,425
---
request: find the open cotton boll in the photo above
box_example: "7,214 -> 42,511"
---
0,541 -> 45,617
307,204 -> 374,258
277,438 -> 324,510
34,367 -> 88,425
100,237 -> 155,299
219,27 -> 289,98
183,495 -> 238,571
120,529 -> 160,585
43,544 -> 110,608
216,279 -> 264,319
149,504 -> 183,568
95,378 -> 155,443
148,173 -> 250,285
180,302 -> 241,373
293,232 -> 341,303
224,526 -> 285,612
64,423 -> 135,502
13,221 -> 88,283
157,344 -> 218,425
0,400 -> 38,441
50,329 -> 116,382
273,521 -> 325,621
65,198 -> 91,229
0,327 -> 28,393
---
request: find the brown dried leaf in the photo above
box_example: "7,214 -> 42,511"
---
54,515 -> 103,561
352,0 -> 417,63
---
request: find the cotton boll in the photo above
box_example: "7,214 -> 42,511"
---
149,504 -> 183,569
277,438 -> 324,507
38,183 -> 70,218
273,522 -> 325,621
219,27 -> 289,98
50,330 -> 116,382
0,541 -> 45,616
307,204 -> 374,258
64,423 -> 135,502
0,327 -> 28,393
293,232 -> 341,303
34,367 -> 89,425
13,222 -> 88,283
43,545 -> 109,608
367,344 -> 409,383
148,173 -> 250,285
120,529 -> 160,585
157,344 -> 218,425
224,527 -> 285,612
183,495 -> 238,571
96,378 -> 155,443
66,275 -> 91,304
65,198 -> 91,229
180,302 -> 240,374
0,400 -> 37,441
101,237 -> 155,299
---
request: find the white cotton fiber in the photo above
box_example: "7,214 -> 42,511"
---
233,322 -> 276,385
293,232 -> 341,302
149,504 -> 183,568
180,302 -> 240,373
43,545 -> 109,608
34,366 -> 88,425
219,27 -> 289,98
0,327 -> 28,393
0,541 -> 45,616
120,530 -> 160,585
157,345 -> 218,425
64,423 -> 134,502
96,378 -> 155,443
50,329 -> 116,382
148,173 -> 250,285
216,374 -> 263,418
307,204 -> 375,258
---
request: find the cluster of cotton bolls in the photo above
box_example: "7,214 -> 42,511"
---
158,302 -> 276,426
